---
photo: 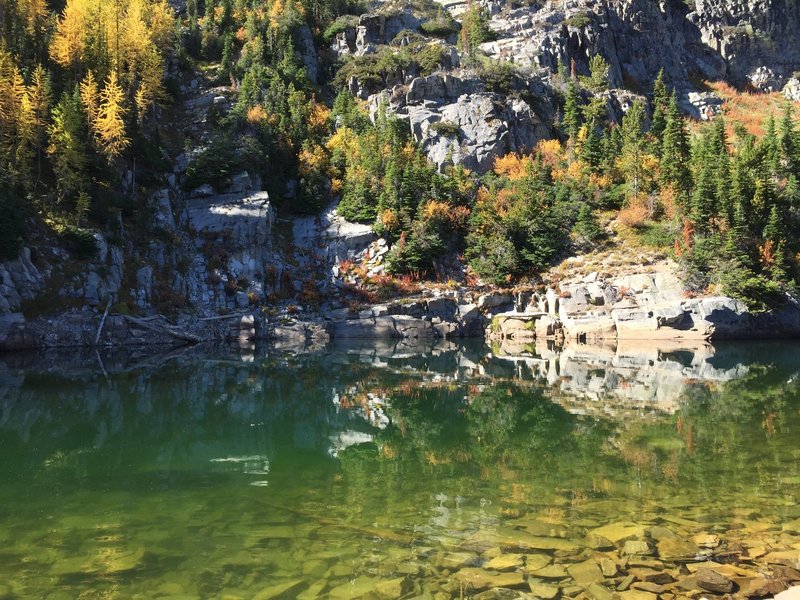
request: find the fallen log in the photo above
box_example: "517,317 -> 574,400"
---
120,315 -> 202,344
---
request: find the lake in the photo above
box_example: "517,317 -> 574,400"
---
1,340 -> 799,599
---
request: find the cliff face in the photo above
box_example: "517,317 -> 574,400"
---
2,0 -> 800,344
481,0 -> 800,91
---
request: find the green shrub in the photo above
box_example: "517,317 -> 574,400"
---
323,15 -> 360,42
185,138 -> 241,192
428,120 -> 461,137
420,19 -> 459,37
564,11 -> 591,29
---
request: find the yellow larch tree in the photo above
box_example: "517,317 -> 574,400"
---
80,71 -> 99,130
50,0 -> 90,69
94,71 -> 129,158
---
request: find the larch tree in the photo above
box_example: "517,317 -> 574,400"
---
94,71 -> 129,158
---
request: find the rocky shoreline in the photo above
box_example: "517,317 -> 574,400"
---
5,271 -> 800,353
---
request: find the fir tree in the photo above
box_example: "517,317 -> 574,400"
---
779,102 -> 797,177
581,120 -> 603,171
47,88 -> 87,204
562,79 -> 582,141
660,91 -> 691,199
619,98 -> 647,195
650,68 -> 669,152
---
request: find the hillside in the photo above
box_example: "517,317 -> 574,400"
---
2,0 -> 800,349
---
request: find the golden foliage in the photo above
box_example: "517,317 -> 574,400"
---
50,0 -> 88,68
298,143 -> 327,176
493,153 -> 530,180
422,200 -> 471,230
246,104 -> 268,125
306,99 -> 331,136
79,71 -> 99,127
95,71 -> 129,158
535,139 -> 566,166
379,209 -> 400,233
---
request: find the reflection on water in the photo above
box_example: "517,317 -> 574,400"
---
0,341 -> 799,599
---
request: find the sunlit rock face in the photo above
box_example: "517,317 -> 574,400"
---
478,0 -> 800,91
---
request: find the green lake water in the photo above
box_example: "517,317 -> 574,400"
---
1,341 -> 800,599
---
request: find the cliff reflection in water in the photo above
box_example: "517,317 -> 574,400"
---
0,340 -> 796,471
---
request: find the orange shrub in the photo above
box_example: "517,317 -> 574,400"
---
493,153 -> 530,180
617,195 -> 650,228
246,105 -> 267,125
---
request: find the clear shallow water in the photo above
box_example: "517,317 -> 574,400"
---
1,341 -> 800,599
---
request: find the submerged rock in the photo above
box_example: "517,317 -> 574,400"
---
695,567 -> 735,593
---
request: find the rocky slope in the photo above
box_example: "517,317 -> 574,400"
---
480,0 -> 800,93
2,0 -> 800,351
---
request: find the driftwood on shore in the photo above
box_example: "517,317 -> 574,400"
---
120,315 -> 202,344
95,300 -> 111,345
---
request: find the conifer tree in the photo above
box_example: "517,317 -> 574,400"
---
762,115 -> 780,176
660,91 -> 691,199
779,102 -> 797,177
691,159 -> 715,234
94,70 -> 129,158
47,88 -> 87,204
650,68 -> 669,152
708,116 -> 731,225
581,120 -> 603,171
80,70 -> 99,129
562,80 -> 582,141
762,204 -> 786,278
619,98 -> 646,195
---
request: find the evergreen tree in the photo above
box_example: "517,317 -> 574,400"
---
709,116 -> 732,225
562,79 -> 582,141
660,91 -> 691,199
581,120 -> 603,171
47,88 -> 87,204
762,115 -> 780,176
691,158 -> 716,234
650,68 -> 669,153
619,98 -> 647,195
779,102 -> 797,177
585,54 -> 609,92
762,203 -> 786,278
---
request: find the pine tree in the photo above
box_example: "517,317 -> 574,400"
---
94,70 -> 128,158
27,64 -> 51,183
601,124 -> 622,178
585,54 -> 609,92
660,91 -> 691,199
708,116 -> 731,225
762,115 -> 780,176
691,158 -> 715,234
